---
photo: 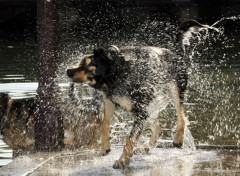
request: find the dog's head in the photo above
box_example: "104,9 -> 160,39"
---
66,48 -> 116,87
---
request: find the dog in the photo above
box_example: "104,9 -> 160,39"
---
66,20 -> 214,169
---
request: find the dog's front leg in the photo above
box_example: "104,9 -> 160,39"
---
113,118 -> 145,169
100,98 -> 115,156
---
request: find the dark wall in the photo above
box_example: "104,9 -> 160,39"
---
0,1 -> 37,40
0,0 -> 239,39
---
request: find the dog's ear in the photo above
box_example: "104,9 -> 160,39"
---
93,48 -> 107,57
93,48 -> 109,61
93,48 -> 114,64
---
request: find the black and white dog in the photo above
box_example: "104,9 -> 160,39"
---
66,20 -> 216,169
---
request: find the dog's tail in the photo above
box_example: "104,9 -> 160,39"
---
176,19 -> 221,57
174,20 -> 211,100
179,20 -> 204,32
176,20 -> 210,57
175,19 -> 223,100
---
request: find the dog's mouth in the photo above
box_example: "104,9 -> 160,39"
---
66,67 -> 97,86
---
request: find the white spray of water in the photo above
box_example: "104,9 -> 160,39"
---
57,15 -> 240,148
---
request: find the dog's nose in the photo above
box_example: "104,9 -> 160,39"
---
67,69 -> 74,78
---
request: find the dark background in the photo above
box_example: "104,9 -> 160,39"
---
0,0 -> 239,42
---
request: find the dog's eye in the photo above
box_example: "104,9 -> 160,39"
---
88,70 -> 95,76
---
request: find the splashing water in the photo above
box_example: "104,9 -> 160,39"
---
0,0 -> 239,170
211,16 -> 240,27
183,127 -> 196,150
183,16 -> 240,145
54,12 -> 240,151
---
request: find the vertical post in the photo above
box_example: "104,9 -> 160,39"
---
35,0 -> 64,151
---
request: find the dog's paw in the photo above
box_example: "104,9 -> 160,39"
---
113,159 -> 129,169
173,134 -> 183,148
133,147 -> 149,155
173,142 -> 183,148
99,149 -> 111,156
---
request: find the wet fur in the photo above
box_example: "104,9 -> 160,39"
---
67,46 -> 187,168
66,20 -> 208,169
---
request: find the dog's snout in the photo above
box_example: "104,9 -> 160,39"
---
67,69 -> 74,78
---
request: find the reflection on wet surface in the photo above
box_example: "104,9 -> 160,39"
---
0,147 -> 239,176
0,83 -> 70,167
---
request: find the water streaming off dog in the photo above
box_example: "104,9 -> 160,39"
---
57,14 -> 240,151
46,14 -> 239,174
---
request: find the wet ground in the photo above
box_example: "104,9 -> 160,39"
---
0,146 -> 239,176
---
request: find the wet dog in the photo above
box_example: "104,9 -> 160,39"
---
66,20 -> 212,169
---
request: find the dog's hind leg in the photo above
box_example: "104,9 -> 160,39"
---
169,81 -> 186,147
100,98 -> 115,156
113,117 -> 145,169
133,119 -> 162,154
147,119 -> 162,149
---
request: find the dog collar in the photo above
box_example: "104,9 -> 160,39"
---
106,45 -> 127,62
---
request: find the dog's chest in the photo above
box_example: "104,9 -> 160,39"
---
111,96 -> 132,111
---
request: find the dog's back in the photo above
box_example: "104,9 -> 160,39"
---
109,46 -> 176,95
107,46 -> 183,114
